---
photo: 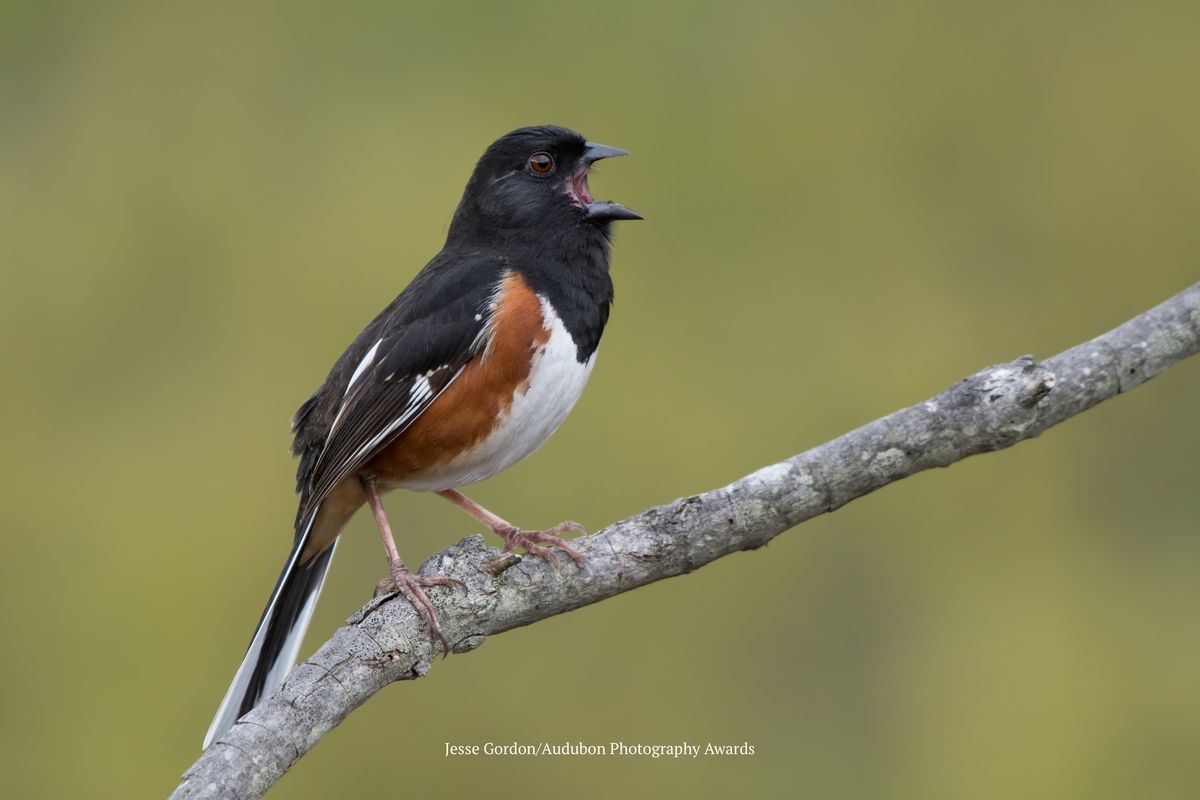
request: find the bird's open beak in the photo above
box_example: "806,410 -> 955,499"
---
580,141 -> 643,221
582,142 -> 630,162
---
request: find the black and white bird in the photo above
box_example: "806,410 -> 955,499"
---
203,125 -> 640,748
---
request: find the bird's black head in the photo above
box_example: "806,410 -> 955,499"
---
448,125 -> 641,245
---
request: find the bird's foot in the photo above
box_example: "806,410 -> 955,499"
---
497,521 -> 587,569
431,490 -> 587,569
374,562 -> 466,654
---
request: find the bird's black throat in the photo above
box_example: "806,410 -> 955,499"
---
505,224 -> 614,363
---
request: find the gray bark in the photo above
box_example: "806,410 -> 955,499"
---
170,283 -> 1200,799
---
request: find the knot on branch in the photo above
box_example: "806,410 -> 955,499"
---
936,355 -> 1058,452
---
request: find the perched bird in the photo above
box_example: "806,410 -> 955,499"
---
203,125 -> 640,747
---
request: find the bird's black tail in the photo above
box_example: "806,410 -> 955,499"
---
203,514 -> 336,748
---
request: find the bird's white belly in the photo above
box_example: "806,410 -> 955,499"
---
397,299 -> 594,492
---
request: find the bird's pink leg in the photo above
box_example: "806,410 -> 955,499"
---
362,477 -> 464,653
435,489 -> 586,568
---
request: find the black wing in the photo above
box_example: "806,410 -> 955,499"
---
290,249 -> 506,526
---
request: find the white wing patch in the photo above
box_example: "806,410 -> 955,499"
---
342,370 -> 450,468
344,338 -> 382,398
327,338 -> 384,436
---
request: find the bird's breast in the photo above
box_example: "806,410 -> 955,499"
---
439,298 -> 595,488
367,275 -> 595,492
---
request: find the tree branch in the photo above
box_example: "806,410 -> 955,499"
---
170,283 -> 1200,799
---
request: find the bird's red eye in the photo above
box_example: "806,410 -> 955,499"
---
528,152 -> 555,175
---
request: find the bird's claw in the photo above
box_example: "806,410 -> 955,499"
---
499,521 -> 587,569
374,566 -> 466,655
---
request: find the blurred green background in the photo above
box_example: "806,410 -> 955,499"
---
2,2 -> 1198,798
